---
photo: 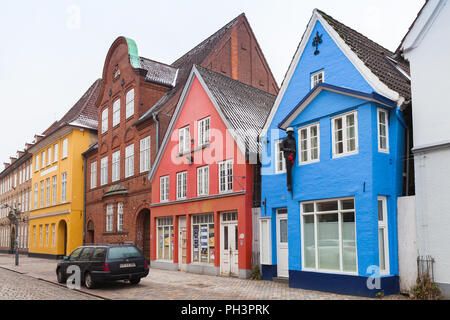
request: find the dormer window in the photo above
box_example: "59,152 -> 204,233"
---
311,70 -> 324,89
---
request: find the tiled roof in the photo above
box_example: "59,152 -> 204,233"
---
317,10 -> 411,101
196,66 -> 276,154
139,57 -> 178,88
136,14 -> 243,124
44,79 -> 102,137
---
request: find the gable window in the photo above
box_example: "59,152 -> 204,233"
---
197,166 -> 209,197
332,111 -> 358,158
113,99 -> 120,127
112,151 -> 120,182
101,108 -> 108,134
176,171 -> 187,200
219,159 -> 233,193
377,108 -> 389,153
125,144 -> 134,178
126,89 -> 135,119
275,141 -> 286,174
90,162 -> 97,189
140,136 -> 151,173
62,138 -> 68,159
100,157 -> 108,186
179,126 -> 190,154
106,204 -> 114,232
311,70 -> 324,89
299,123 -> 320,165
198,117 -> 210,147
160,176 -> 169,202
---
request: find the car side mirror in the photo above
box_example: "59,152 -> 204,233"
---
63,256 -> 69,261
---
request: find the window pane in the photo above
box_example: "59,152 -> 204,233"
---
342,212 -> 357,272
379,228 -> 386,271
279,219 -> 288,243
318,214 -> 339,271
303,215 -> 315,268
378,200 -> 384,221
342,199 -> 355,210
317,201 -> 338,212
303,203 -> 314,213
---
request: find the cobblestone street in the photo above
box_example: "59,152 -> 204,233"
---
0,253 -> 407,300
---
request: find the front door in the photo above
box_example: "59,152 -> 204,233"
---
178,216 -> 187,271
220,212 -> 238,277
276,209 -> 289,278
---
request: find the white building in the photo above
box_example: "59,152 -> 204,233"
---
399,0 -> 450,298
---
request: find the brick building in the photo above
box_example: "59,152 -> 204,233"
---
0,149 -> 33,254
84,13 -> 279,260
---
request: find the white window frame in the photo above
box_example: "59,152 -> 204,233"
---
259,217 -> 272,265
218,159 -> 233,194
90,162 -> 97,189
100,157 -> 108,186
178,126 -> 190,154
197,166 -> 209,197
48,147 -> 52,166
101,108 -> 108,134
125,144 -> 134,178
331,111 -> 359,158
140,136 -> 151,173
53,144 -> 58,163
311,70 -> 324,89
126,89 -> 135,119
106,204 -> 114,232
198,117 -> 211,147
62,138 -> 68,159
298,123 -> 320,165
113,99 -> 120,127
61,173 -> 67,203
117,202 -> 124,232
52,176 -> 57,204
377,108 -> 390,154
160,176 -> 169,203
112,151 -> 120,182
41,152 -> 45,169
176,171 -> 187,200
275,141 -> 286,174
300,197 -> 358,275
156,217 -> 174,261
378,196 -> 390,275
46,178 -> 50,206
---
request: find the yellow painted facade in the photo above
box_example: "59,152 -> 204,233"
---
29,127 -> 96,257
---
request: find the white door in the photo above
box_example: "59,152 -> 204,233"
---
178,216 -> 187,271
220,212 -> 239,277
277,209 -> 289,278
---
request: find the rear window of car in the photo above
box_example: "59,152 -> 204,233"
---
107,246 -> 143,260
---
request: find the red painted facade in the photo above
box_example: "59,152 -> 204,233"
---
150,76 -> 256,277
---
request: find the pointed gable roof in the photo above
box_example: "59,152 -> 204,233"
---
261,9 -> 411,137
135,14 -> 247,125
148,65 -> 276,181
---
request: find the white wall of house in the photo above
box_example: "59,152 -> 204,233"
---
397,196 -> 418,294
402,0 -> 450,298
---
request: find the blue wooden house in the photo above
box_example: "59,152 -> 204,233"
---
259,9 -> 411,297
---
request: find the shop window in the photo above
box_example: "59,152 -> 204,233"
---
192,214 -> 215,264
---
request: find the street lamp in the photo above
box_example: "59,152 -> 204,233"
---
2,203 -> 21,266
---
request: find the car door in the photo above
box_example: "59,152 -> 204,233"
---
63,247 -> 83,275
90,247 -> 107,272
78,247 -> 95,274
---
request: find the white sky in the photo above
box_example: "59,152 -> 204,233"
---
0,0 -> 424,166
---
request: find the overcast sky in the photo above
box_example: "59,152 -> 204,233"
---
0,0 -> 424,166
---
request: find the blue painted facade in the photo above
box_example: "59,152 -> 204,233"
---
260,18 -> 405,297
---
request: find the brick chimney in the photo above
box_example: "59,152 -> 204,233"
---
10,157 -> 17,164
34,134 -> 45,143
17,150 -> 24,158
25,143 -> 34,151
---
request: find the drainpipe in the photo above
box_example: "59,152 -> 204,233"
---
82,153 -> 87,245
153,112 -> 160,153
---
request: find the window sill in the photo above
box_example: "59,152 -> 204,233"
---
332,151 -> 358,159
299,160 -> 320,166
102,231 -> 129,236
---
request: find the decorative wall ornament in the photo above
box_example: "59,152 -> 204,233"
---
312,31 -> 323,55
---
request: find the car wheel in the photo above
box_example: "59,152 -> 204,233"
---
57,268 -> 66,284
130,278 -> 141,285
84,272 -> 96,289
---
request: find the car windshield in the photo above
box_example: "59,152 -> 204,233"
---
107,246 -> 143,259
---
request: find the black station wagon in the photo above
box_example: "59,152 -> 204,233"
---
56,244 -> 149,289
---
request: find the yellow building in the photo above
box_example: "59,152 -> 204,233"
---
28,80 -> 101,258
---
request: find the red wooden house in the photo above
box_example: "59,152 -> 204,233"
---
149,66 -> 275,278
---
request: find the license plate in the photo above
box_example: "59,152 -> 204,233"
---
120,263 -> 136,268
